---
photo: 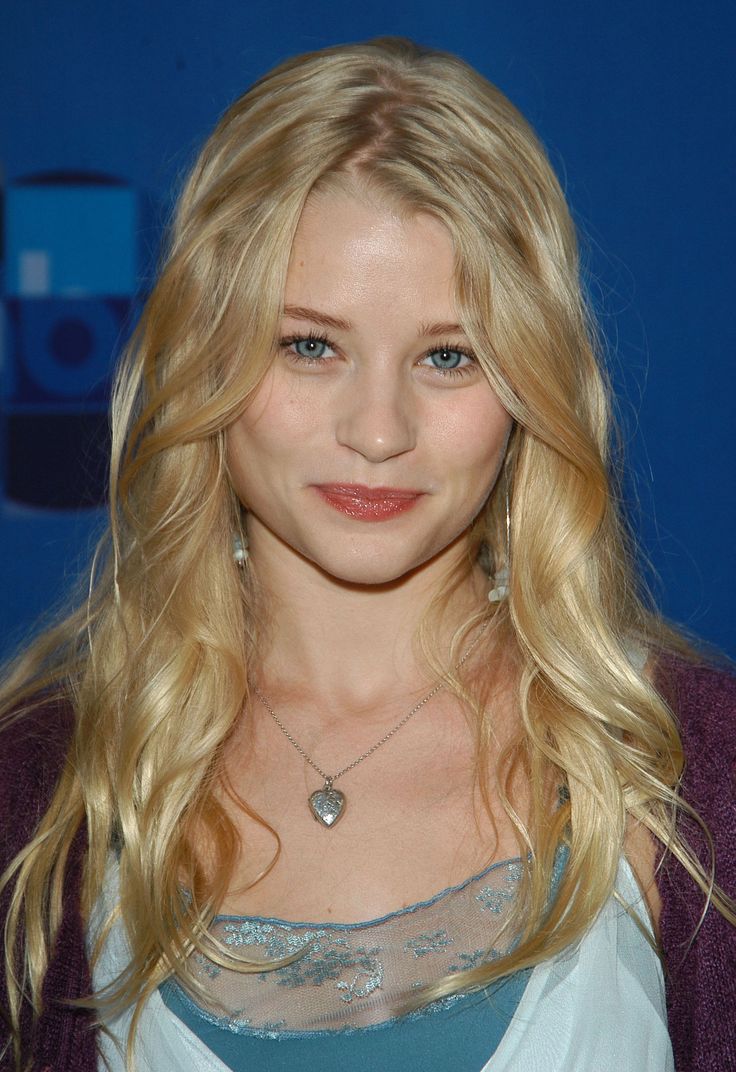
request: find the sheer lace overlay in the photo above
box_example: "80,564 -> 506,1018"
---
91,849 -> 673,1071
171,858 -> 526,1038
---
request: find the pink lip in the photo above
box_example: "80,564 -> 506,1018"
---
314,483 -> 424,521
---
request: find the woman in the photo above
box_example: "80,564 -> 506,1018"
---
1,37 -> 734,1072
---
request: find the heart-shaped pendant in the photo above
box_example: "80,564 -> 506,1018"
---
309,782 -> 346,828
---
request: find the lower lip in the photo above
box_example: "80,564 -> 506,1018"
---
315,487 -> 423,521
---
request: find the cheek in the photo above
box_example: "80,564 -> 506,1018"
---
245,371 -> 323,445
228,379 -> 308,461
227,380 -> 323,508
436,398 -> 513,477
226,421 -> 254,507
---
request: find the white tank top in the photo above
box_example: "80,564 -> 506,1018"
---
90,855 -> 673,1071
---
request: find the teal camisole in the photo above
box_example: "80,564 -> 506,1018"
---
159,857 -> 532,1071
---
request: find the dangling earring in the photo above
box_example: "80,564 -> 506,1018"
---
488,482 -> 510,603
233,530 -> 248,566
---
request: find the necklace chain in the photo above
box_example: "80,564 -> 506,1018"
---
252,624 -> 486,787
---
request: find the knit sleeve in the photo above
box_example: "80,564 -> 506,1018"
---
0,697 -> 97,1072
655,657 -> 736,1072
0,696 -> 74,866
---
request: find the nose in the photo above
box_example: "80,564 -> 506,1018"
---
334,367 -> 416,463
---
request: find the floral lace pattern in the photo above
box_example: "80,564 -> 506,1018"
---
170,858 -> 527,1037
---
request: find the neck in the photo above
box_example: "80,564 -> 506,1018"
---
251,543 -> 487,715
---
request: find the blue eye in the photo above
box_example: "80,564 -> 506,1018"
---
279,333 -> 337,364
421,347 -> 475,374
291,336 -> 332,359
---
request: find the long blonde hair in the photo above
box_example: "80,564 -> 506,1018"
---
1,36 -> 732,1070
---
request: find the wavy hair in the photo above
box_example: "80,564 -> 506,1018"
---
1,36 -> 732,1070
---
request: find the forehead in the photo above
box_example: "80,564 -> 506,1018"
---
284,184 -> 459,321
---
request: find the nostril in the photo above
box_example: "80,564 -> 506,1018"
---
334,384 -> 416,463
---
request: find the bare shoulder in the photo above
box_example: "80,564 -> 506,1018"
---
624,820 -> 662,936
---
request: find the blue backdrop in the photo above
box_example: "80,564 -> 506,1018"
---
1,0 -> 734,657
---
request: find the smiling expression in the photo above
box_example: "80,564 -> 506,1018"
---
227,182 -> 513,587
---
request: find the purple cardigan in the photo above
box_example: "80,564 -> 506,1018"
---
1,656 -> 734,1072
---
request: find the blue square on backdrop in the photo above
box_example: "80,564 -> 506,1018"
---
6,183 -> 137,298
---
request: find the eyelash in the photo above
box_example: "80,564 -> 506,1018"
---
280,333 -> 334,364
279,333 -> 477,379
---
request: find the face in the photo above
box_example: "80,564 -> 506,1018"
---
227,183 -> 512,588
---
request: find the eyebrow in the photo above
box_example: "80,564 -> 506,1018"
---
283,305 -> 351,331
282,305 -> 467,338
418,320 -> 466,337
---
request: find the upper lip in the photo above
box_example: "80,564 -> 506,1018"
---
315,483 -> 423,500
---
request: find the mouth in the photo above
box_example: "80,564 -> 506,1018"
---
313,483 -> 424,521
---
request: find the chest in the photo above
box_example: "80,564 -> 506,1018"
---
216,701 -> 526,922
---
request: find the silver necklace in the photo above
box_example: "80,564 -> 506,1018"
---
252,628 -> 485,829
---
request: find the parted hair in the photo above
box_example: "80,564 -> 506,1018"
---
1,36 -> 732,1071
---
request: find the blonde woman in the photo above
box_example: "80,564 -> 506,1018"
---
1,37 -> 734,1072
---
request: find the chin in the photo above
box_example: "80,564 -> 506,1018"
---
307,543 -> 441,588
318,561 -> 414,588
